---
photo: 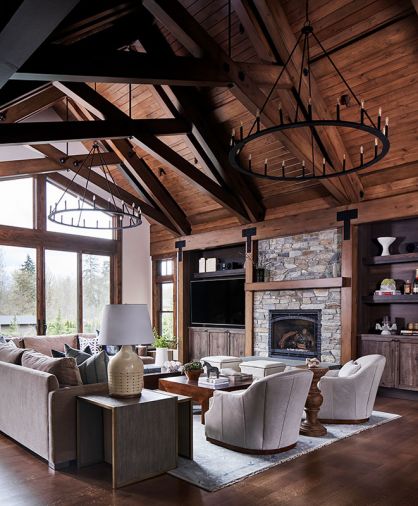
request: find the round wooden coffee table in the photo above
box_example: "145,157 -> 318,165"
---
300,366 -> 328,437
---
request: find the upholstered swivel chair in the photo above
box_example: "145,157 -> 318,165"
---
318,354 -> 386,423
205,368 -> 313,454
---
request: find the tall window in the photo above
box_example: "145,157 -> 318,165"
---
0,178 -> 33,229
82,254 -> 110,332
154,259 -> 175,340
0,245 -> 37,336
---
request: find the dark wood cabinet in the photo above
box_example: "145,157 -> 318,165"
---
361,334 -> 418,391
189,327 -> 245,361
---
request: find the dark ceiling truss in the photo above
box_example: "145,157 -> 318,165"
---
0,0 -> 80,90
0,118 -> 191,145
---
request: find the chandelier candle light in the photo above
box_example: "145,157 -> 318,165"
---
228,2 -> 390,181
48,142 -> 142,230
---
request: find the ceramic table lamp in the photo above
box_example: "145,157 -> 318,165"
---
99,304 -> 153,398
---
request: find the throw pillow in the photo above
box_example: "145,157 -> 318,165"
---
78,350 -> 109,384
338,360 -> 361,378
64,343 -> 92,365
0,343 -> 27,364
51,349 -> 65,358
22,335 -> 78,356
78,335 -> 100,354
0,335 -> 8,344
22,350 -> 82,386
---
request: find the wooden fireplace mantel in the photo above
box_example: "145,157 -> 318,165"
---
245,277 -> 351,292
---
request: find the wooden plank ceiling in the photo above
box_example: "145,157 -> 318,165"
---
0,0 -> 417,248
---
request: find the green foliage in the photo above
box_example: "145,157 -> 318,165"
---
184,361 -> 203,371
152,327 -> 176,348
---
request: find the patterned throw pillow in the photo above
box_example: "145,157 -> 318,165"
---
78,335 -> 100,355
64,344 -> 92,365
78,350 -> 109,384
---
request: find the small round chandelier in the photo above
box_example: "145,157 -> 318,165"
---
48,142 -> 142,230
228,3 -> 390,181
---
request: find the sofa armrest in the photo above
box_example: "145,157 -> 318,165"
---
48,382 -> 109,467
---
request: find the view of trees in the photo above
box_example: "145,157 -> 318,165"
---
0,246 -> 110,337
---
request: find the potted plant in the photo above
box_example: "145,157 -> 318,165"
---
152,329 -> 172,366
183,361 -> 203,381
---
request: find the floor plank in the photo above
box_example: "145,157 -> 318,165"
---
0,396 -> 417,505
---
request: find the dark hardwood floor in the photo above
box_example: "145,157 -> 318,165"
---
1,396 -> 418,506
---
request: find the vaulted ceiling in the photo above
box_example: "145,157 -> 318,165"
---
0,0 -> 417,247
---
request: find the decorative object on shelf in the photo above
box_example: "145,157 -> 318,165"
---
306,357 -> 321,368
205,258 -> 217,272
404,280 -> 412,295
48,142 -> 142,230
198,258 -> 206,273
377,237 -> 396,256
99,304 -> 153,398
202,360 -> 220,379
374,278 -> 400,296
375,316 -> 397,335
413,268 -> 418,294
183,361 -> 204,381
228,0 -> 389,181
152,329 -> 176,367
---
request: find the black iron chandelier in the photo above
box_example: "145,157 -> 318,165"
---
48,142 -> 142,230
228,3 -> 390,181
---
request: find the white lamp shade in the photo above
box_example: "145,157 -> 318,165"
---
99,304 -> 153,346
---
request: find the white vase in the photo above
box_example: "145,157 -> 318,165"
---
377,237 -> 396,256
155,347 -> 169,367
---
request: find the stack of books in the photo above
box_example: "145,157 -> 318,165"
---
400,330 -> 418,336
220,370 -> 253,384
374,290 -> 401,296
198,376 -> 230,388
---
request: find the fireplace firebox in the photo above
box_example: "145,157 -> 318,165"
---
269,309 -> 321,359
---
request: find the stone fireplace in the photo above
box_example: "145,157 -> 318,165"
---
253,229 -> 342,363
269,309 -> 321,359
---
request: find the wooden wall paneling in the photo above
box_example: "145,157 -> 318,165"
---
245,239 -> 257,356
341,225 -> 357,363
177,251 -> 190,363
151,189 -> 418,257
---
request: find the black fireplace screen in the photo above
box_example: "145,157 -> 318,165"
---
269,309 -> 321,358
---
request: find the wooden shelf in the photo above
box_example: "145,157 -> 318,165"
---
245,277 -> 350,292
362,295 -> 418,304
363,252 -> 418,265
192,268 -> 245,279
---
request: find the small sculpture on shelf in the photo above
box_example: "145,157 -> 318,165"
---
376,316 -> 397,335
377,236 -> 396,256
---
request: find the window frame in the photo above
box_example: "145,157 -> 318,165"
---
152,256 -> 176,341
0,174 -> 121,335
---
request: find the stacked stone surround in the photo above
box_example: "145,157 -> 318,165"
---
254,229 -> 342,363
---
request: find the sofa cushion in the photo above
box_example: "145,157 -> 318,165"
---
0,343 -> 27,364
78,350 -> 109,384
22,335 -> 78,357
22,350 -> 82,386
338,360 -> 361,377
51,349 -> 65,358
78,334 -> 100,354
64,344 -> 92,365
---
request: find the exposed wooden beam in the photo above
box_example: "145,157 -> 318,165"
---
1,85 -> 63,123
0,151 -> 120,178
0,0 -> 80,90
0,118 -> 191,145
55,83 -> 192,236
143,0 -> 350,205
0,81 -> 50,109
136,16 -> 264,222
54,81 -> 250,224
238,0 -> 364,203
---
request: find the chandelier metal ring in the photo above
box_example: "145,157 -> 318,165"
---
229,120 -> 390,181
48,207 -> 142,230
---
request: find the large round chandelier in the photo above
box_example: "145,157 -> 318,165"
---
228,4 -> 390,181
48,142 -> 142,230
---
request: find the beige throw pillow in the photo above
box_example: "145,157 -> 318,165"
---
22,350 -> 82,386
0,343 -> 27,364
22,335 -> 78,357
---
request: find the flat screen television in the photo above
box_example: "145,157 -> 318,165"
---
190,278 -> 245,327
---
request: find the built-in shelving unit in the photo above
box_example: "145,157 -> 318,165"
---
362,295 -> 418,304
193,268 -> 245,279
245,277 -> 350,292
363,252 -> 418,266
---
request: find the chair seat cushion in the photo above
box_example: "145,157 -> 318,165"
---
338,360 -> 361,377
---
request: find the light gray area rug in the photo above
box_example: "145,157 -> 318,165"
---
168,411 -> 400,492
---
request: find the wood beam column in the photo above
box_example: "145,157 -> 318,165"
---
341,225 -> 358,363
176,250 -> 190,364
245,241 -> 257,356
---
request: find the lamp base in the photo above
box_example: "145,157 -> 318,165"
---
108,345 -> 144,398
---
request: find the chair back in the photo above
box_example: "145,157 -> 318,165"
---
355,354 -> 386,416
